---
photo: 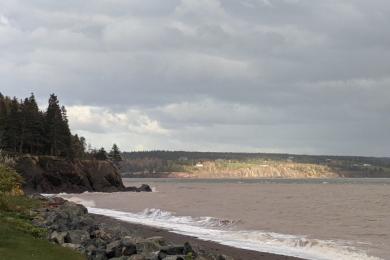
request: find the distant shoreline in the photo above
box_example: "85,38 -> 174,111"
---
121,172 -> 390,179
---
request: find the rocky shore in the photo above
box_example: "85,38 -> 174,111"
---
32,195 -> 228,260
31,195 -> 304,260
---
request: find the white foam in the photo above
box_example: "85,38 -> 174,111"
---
41,192 -> 70,197
82,207 -> 381,260
66,197 -> 96,207
41,193 -> 96,207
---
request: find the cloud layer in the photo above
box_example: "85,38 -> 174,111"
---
1,0 -> 390,156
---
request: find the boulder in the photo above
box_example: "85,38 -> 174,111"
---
124,184 -> 152,192
92,228 -> 114,241
145,236 -> 166,247
90,238 -> 108,249
136,240 -> 162,254
119,237 -> 137,256
88,248 -> 108,260
129,255 -> 147,260
137,184 -> 152,192
62,243 -> 83,251
159,245 -> 184,255
65,230 -> 90,244
163,256 -> 185,260
121,236 -> 137,247
49,230 -> 68,244
122,243 -> 137,256
106,240 -> 123,258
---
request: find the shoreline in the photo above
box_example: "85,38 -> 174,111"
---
92,213 -> 306,260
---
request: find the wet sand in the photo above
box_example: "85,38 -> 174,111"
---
93,214 -> 304,260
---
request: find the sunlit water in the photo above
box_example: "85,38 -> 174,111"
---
58,178 -> 390,260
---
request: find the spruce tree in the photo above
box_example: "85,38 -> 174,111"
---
0,93 -> 7,148
45,94 -> 72,157
71,134 -> 86,159
109,143 -> 122,163
22,94 -> 44,154
2,98 -> 22,152
95,147 -> 108,160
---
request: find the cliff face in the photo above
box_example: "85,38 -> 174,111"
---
169,161 -> 340,179
16,156 -> 125,193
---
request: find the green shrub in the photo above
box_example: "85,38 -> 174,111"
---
0,150 -> 16,167
0,193 -> 40,213
2,216 -> 47,238
0,164 -> 23,193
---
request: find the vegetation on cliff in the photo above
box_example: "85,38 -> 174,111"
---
0,93 -> 86,158
0,92 -> 122,163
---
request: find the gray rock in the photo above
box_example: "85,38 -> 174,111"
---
91,238 -> 108,249
121,236 -> 137,247
129,255 -> 147,260
163,256 -> 185,260
145,236 -> 166,247
62,243 -> 83,251
65,229 -> 90,244
106,240 -> 123,258
136,240 -> 161,254
122,243 -> 137,256
88,248 -> 108,260
92,228 -> 114,241
49,230 -> 68,244
109,257 -> 131,260
137,184 -> 152,192
159,245 -> 184,255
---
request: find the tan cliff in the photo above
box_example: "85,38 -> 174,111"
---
169,161 -> 339,178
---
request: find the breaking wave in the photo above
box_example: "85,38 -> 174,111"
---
83,206 -> 381,260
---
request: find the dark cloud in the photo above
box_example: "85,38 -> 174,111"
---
1,0 -> 389,156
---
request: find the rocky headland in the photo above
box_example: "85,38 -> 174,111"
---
15,155 -> 151,193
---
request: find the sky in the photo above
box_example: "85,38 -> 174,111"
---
1,0 -> 390,156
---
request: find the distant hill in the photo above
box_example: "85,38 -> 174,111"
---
120,151 -> 390,178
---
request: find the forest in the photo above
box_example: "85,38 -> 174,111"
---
0,92 -> 121,161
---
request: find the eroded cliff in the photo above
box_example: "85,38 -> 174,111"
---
16,156 -> 125,193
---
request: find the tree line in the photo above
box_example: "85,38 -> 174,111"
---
0,92 -> 121,162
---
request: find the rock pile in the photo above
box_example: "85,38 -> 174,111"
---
31,196 -> 231,260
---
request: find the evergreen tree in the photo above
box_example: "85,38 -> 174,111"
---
0,93 -> 7,148
0,92 -> 88,158
3,98 -> 21,152
109,143 -> 122,163
60,106 -> 72,157
71,134 -> 86,159
23,94 -> 44,154
45,94 -> 72,157
94,147 -> 108,160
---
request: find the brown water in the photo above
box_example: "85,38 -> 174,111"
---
60,178 -> 390,260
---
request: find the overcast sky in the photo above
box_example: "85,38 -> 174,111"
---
1,0 -> 390,156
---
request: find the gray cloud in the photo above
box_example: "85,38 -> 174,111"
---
1,0 -> 389,156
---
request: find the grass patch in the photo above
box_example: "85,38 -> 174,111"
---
0,163 -> 85,260
0,223 -> 85,260
0,195 -> 85,260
